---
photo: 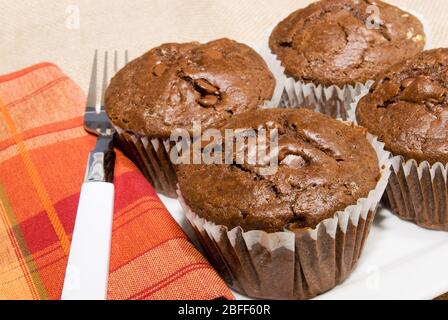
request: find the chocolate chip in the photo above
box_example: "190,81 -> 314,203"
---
194,79 -> 218,95
199,95 -> 218,107
280,154 -> 307,169
401,77 -> 415,88
425,100 -> 436,110
153,63 -> 167,76
401,76 -> 446,103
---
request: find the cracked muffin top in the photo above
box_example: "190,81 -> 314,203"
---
269,0 -> 425,87
105,38 -> 275,137
356,49 -> 448,165
178,108 -> 379,232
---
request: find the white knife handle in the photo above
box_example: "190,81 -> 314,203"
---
61,182 -> 114,300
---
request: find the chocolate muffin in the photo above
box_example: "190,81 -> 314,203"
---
356,48 -> 448,230
105,38 -> 275,197
270,0 -> 425,87
178,108 -> 391,299
179,109 -> 379,232
269,0 -> 425,120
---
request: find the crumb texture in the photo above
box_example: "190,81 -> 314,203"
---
357,48 -> 448,165
269,0 -> 426,86
106,38 -> 275,137
178,109 -> 379,232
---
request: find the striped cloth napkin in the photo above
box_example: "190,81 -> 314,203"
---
0,63 -> 233,300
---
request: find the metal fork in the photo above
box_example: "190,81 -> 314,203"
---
62,50 -> 128,300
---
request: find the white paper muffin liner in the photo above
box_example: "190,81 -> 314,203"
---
178,133 -> 392,299
350,91 -> 448,231
115,126 -> 178,198
258,5 -> 431,121
385,156 -> 448,231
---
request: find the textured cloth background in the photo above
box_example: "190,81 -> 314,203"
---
0,63 -> 233,300
1,0 -> 448,300
1,0 -> 448,93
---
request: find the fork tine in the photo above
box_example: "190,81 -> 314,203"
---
100,52 -> 108,110
125,50 -> 129,64
114,50 -> 118,74
86,50 -> 98,110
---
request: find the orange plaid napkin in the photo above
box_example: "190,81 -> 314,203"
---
0,63 -> 233,300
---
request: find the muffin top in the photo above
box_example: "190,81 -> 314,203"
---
356,49 -> 448,165
269,0 -> 425,87
105,38 -> 275,137
178,109 -> 379,233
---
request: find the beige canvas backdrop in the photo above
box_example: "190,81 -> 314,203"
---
1,0 -> 448,299
1,0 -> 448,92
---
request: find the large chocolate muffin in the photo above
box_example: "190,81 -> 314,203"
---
106,38 -> 276,137
178,108 -> 380,232
356,48 -> 448,165
357,48 -> 448,231
177,108 -> 388,300
269,0 -> 426,87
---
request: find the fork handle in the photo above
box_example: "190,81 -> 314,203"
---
61,182 -> 114,300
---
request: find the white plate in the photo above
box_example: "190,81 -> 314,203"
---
158,194 -> 448,300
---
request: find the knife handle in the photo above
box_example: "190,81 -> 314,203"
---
61,182 -> 115,300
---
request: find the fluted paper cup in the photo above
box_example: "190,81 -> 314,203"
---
385,157 -> 448,231
178,133 -> 392,299
114,127 -> 178,198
